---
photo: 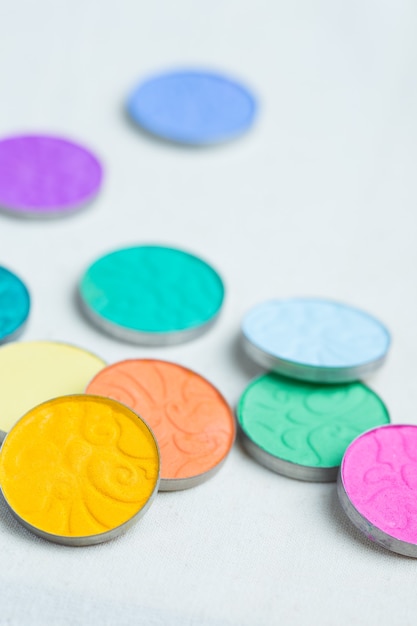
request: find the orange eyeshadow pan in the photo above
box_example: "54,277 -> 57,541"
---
86,359 -> 235,490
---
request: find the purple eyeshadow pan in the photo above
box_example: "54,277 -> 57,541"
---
0,134 -> 103,217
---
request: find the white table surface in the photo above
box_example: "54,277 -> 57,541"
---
1,1 -> 417,624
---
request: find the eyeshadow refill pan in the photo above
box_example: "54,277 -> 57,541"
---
0,266 -> 30,342
0,134 -> 103,217
86,359 -> 236,490
242,298 -> 391,383
0,395 -> 160,545
127,69 -> 257,145
0,341 -> 106,436
79,245 -> 225,345
338,424 -> 417,557
237,374 -> 390,481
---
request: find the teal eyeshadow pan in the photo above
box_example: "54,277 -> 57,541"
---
78,245 -> 225,345
236,373 -> 390,482
0,266 -> 30,343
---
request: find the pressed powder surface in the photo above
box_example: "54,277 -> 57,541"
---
0,135 -> 103,215
0,341 -> 105,433
242,298 -> 390,375
237,374 -> 390,470
0,396 -> 159,540
86,359 -> 235,485
79,245 -> 224,343
341,425 -> 417,544
127,69 -> 256,144
0,266 -> 30,342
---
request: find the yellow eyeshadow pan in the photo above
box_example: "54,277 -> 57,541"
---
0,341 -> 106,435
0,395 -> 160,545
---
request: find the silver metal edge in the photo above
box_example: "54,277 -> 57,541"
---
0,394 -> 160,546
77,288 -> 221,346
127,117 -> 256,147
238,426 -> 338,482
159,455 -> 231,491
242,333 -> 387,384
4,477 -> 160,546
336,470 -> 417,558
0,187 -> 102,221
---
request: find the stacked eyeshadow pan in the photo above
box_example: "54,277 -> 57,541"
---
237,297 -> 391,482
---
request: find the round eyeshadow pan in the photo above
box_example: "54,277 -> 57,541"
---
79,245 -> 225,345
0,341 -> 106,435
86,359 -> 235,490
338,424 -> 417,557
127,69 -> 257,145
0,134 -> 103,217
242,298 -> 391,383
237,373 -> 390,481
0,395 -> 159,545
0,266 -> 30,342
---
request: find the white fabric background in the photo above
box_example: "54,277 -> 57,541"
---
0,0 -> 417,624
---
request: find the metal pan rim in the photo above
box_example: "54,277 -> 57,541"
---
0,189 -> 102,220
3,477 -> 160,546
78,290 -> 221,346
159,456 -> 232,491
238,426 -> 338,482
242,334 -> 387,383
337,471 -> 417,558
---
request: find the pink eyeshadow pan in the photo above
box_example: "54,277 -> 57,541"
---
338,424 -> 417,556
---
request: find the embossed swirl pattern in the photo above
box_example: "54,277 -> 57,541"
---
243,299 -> 390,368
237,374 -> 389,467
0,267 -> 30,340
0,135 -> 102,212
0,396 -> 159,537
87,360 -> 235,480
80,246 -> 224,333
342,425 -> 417,543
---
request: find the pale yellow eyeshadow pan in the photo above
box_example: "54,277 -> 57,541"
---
0,341 -> 105,433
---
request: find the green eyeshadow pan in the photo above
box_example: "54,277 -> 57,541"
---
236,373 -> 390,482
